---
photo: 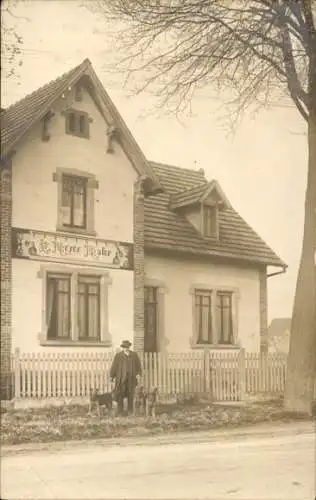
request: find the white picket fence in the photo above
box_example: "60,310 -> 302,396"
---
10,348 -> 311,402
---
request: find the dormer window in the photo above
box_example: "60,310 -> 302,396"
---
169,179 -> 230,241
203,204 -> 219,239
65,110 -> 90,139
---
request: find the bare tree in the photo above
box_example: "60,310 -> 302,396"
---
1,0 -> 24,81
91,0 -> 316,414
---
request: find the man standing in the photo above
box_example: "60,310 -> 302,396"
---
110,340 -> 142,415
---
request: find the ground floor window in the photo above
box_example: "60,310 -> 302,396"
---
41,266 -> 112,346
47,273 -> 71,340
195,289 -> 213,344
216,292 -> 233,344
77,275 -> 101,341
193,288 -> 236,346
144,286 -> 158,352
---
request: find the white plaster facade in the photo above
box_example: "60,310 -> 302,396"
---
145,254 -> 261,353
11,86 -> 137,352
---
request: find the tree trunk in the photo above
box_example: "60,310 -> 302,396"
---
284,92 -> 316,415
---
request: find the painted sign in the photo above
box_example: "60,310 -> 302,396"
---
12,228 -> 134,270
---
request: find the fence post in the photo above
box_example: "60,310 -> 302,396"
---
204,349 -> 211,399
238,348 -> 246,401
14,348 -> 21,399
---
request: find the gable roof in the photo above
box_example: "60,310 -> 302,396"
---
0,58 -> 162,194
144,162 -> 287,268
169,179 -> 231,210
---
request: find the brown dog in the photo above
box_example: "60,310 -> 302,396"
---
89,388 -> 113,416
133,385 -> 147,416
133,386 -> 158,417
145,387 -> 158,417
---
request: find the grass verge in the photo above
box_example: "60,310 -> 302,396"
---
1,398 -> 311,446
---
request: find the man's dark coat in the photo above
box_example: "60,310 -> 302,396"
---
110,350 -> 142,393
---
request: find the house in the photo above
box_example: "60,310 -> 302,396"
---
268,318 -> 291,354
0,59 -> 286,398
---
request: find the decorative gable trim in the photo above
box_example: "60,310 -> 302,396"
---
200,180 -> 232,209
1,59 -> 162,196
169,179 -> 231,211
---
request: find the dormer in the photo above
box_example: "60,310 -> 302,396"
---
169,180 -> 231,239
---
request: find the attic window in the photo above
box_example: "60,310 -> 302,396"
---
65,110 -> 90,139
203,205 -> 219,238
75,84 -> 83,102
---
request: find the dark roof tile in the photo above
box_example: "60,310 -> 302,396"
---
145,162 -> 286,267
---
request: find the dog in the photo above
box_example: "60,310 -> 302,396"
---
133,385 -> 147,416
145,387 -> 158,417
133,386 -> 158,417
89,388 -> 113,416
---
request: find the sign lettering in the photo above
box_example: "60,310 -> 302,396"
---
12,228 -> 134,270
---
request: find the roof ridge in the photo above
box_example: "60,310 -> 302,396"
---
3,58 -> 91,113
171,181 -> 209,196
149,160 -> 206,176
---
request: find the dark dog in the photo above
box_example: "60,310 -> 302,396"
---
89,388 -> 113,416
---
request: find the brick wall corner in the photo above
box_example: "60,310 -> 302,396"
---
0,161 -> 13,399
133,178 -> 145,352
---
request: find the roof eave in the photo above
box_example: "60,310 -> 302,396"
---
144,243 -> 287,268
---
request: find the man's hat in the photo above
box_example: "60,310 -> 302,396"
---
120,340 -> 132,348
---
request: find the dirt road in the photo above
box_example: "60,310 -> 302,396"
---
1,422 -> 315,499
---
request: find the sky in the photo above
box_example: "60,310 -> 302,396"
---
2,0 -> 308,323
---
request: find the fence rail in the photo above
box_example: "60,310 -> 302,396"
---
9,348 -> 312,402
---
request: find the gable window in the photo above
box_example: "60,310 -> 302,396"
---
203,205 -> 218,238
53,168 -> 98,236
216,292 -> 233,344
65,110 -> 90,139
195,289 -> 213,344
61,175 -> 87,229
40,266 -> 112,346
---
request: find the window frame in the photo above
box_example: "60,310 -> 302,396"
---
144,285 -> 158,353
77,274 -> 101,342
53,168 -> 98,236
61,174 -> 88,230
46,272 -> 71,340
194,288 -> 213,345
65,109 -> 90,139
216,291 -> 234,345
38,265 -> 112,347
144,277 -> 168,353
190,285 -> 239,349
201,203 -> 219,239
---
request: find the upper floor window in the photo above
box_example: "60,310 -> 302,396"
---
203,205 -> 218,238
65,110 -> 90,139
53,168 -> 98,236
61,175 -> 87,229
